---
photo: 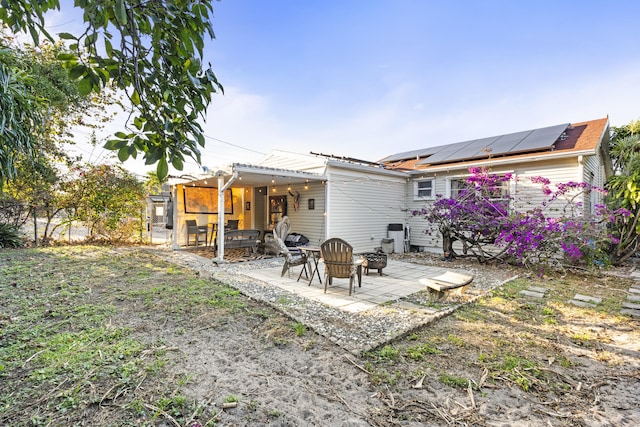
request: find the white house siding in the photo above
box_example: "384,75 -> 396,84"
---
406,174 -> 446,251
582,154 -> 606,215
511,158 -> 583,217
279,181 -> 326,247
405,156 -> 607,253
325,169 -> 407,254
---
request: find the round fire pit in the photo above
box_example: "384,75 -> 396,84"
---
359,252 -> 388,276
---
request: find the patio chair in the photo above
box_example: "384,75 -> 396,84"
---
185,219 -> 208,247
320,237 -> 363,296
274,216 -> 291,240
274,231 -> 309,280
264,216 -> 292,256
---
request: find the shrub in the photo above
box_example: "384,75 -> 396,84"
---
0,223 -> 24,248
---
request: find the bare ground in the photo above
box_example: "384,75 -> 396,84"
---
1,246 -> 639,426
145,249 -> 640,426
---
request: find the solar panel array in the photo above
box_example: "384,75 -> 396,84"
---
380,123 -> 570,165
378,148 -> 434,163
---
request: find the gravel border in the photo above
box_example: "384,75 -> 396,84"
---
150,248 -> 518,355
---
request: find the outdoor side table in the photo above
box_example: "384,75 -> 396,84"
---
298,246 -> 322,286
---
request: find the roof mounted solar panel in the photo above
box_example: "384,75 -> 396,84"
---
417,123 -> 570,165
378,148 -> 435,163
477,130 -> 535,157
510,123 -> 569,153
416,138 -> 487,165
453,135 -> 504,160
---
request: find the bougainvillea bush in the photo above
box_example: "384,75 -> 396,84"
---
414,167 -> 629,270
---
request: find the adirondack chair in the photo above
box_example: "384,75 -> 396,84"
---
320,238 -> 363,296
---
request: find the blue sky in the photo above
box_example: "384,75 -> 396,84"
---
47,0 -> 640,175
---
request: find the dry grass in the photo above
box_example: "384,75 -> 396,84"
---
1,245 -> 639,426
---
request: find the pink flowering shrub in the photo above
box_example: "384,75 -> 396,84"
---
414,167 -> 627,270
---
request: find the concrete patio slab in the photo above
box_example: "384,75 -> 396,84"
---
157,249 -> 518,354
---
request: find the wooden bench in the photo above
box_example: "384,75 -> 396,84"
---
419,271 -> 473,301
222,229 -> 261,254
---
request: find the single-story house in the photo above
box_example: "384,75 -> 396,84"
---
167,117 -> 612,261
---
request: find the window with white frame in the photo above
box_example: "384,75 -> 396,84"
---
448,175 -> 511,201
413,179 -> 434,200
448,178 -> 469,199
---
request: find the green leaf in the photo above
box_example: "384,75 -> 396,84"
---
118,146 -> 130,162
56,53 -> 76,61
68,64 -> 86,80
133,116 -> 145,130
104,139 -> 125,150
171,156 -> 184,170
84,32 -> 98,46
28,26 -> 39,46
105,39 -> 113,57
131,89 -> 140,106
78,77 -> 93,95
157,157 -> 169,181
58,32 -> 77,40
114,131 -> 129,139
115,0 -> 128,25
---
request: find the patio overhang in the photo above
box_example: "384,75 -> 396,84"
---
184,163 -> 326,189
174,163 -> 326,263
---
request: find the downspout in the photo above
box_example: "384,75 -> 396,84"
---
212,170 -> 238,263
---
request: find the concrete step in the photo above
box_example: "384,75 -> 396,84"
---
520,290 -> 545,298
573,294 -> 602,304
626,294 -> 640,302
620,308 -> 640,318
569,299 -> 597,308
622,301 -> 640,310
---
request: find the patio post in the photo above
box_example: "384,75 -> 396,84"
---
212,169 -> 238,263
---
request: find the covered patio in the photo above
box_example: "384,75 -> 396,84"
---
168,163 -> 326,262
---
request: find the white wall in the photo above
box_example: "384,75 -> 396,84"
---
279,182 -> 326,247
325,168 -> 408,253
406,156 -> 606,252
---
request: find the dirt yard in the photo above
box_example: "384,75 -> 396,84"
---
1,246 -> 638,426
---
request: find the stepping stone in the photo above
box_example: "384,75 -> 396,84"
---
628,288 -> 640,294
629,271 -> 640,279
627,294 -> 640,303
528,286 -> 548,294
569,299 -> 597,308
520,290 -> 545,298
573,294 -> 602,304
620,308 -> 640,318
622,301 -> 640,310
